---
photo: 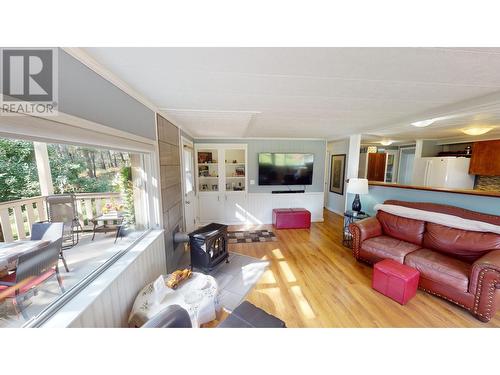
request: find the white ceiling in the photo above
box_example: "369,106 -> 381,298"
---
82,47 -> 500,140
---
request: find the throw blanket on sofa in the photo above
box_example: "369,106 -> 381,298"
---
374,204 -> 500,235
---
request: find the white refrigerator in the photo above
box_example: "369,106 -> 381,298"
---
411,157 -> 475,189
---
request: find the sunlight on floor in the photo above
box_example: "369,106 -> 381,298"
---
291,285 -> 315,319
256,286 -> 283,311
259,269 -> 277,284
278,261 -> 297,283
272,248 -> 284,259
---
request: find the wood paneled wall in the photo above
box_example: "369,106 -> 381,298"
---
41,231 -> 166,327
157,114 -> 184,272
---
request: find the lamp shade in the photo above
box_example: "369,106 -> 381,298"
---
347,178 -> 369,195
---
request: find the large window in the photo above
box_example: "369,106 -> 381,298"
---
0,136 -> 154,328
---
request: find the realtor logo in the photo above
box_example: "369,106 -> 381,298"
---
0,48 -> 58,115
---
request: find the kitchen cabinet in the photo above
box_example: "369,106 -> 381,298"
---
469,140 -> 500,176
367,153 -> 387,181
198,192 -> 224,223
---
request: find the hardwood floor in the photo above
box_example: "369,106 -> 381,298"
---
228,209 -> 500,328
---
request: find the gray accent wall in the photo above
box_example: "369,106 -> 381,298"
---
58,49 -> 157,140
194,139 -> 327,193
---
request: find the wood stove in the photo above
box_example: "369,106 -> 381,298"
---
188,223 -> 229,272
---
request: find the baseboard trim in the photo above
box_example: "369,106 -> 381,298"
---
325,206 -> 344,216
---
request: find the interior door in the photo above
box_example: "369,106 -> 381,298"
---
182,142 -> 196,232
367,153 -> 387,181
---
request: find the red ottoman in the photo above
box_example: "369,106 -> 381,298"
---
372,259 -> 420,305
272,208 -> 311,229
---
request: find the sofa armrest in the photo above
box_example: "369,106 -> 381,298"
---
470,250 -> 500,322
470,250 -> 500,292
348,217 -> 382,260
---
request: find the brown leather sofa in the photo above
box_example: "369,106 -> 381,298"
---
349,200 -> 500,322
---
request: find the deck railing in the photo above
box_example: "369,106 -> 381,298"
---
0,192 -> 122,243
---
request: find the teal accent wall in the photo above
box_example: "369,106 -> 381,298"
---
194,139 -> 327,193
347,185 -> 500,216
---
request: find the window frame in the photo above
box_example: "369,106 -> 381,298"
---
0,111 -> 162,327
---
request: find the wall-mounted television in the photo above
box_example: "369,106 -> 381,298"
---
258,153 -> 314,185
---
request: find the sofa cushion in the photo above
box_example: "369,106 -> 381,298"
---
405,248 -> 471,293
376,210 -> 425,246
361,235 -> 421,264
423,223 -> 500,263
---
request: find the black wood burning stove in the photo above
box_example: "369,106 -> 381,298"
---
188,223 -> 229,272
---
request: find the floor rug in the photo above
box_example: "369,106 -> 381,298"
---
209,252 -> 269,311
227,229 -> 277,243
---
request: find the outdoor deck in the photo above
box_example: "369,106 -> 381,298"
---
0,228 -> 136,328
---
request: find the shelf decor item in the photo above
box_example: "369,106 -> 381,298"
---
330,154 -> 346,195
235,166 -> 245,176
166,268 -> 193,289
199,165 -> 209,177
346,178 -> 369,213
198,152 -> 212,164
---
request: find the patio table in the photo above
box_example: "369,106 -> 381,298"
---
0,240 -> 50,276
90,212 -> 124,241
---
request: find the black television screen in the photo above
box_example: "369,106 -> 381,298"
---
258,153 -> 314,185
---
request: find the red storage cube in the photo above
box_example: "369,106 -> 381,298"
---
272,208 -> 311,229
372,259 -> 420,305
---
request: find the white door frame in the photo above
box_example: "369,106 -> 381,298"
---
180,136 -> 196,232
324,149 -> 330,208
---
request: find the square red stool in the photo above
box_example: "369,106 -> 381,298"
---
372,259 -> 420,305
272,208 -> 311,229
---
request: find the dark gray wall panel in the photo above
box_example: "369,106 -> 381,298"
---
58,50 -> 156,140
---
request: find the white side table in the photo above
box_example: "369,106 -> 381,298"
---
128,272 -> 221,328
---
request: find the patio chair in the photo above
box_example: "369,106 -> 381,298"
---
31,221 -> 70,272
45,193 -> 83,250
0,223 -> 65,319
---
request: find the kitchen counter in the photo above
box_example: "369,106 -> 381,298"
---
368,181 -> 500,198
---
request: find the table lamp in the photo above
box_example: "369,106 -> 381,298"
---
347,178 -> 369,213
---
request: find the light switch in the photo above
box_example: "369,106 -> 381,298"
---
250,179 -> 255,185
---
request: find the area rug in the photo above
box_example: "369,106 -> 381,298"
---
227,229 -> 277,243
209,252 -> 269,311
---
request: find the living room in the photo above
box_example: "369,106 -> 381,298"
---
3,2 -> 500,375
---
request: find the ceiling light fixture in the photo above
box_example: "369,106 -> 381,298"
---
461,127 -> 494,136
411,119 -> 437,127
380,140 -> 393,146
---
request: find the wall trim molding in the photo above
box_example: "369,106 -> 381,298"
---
325,205 -> 344,216
194,136 -> 328,141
